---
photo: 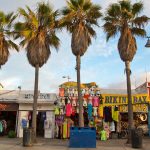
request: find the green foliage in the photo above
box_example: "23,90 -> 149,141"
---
8,130 -> 16,138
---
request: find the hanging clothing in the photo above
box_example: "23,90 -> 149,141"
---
76,107 -> 79,113
112,106 -> 119,122
100,130 -> 107,141
72,97 -> 77,106
87,103 -> 93,119
98,105 -> 103,118
88,96 -> 93,105
63,121 -> 67,139
110,121 -> 115,132
60,108 -> 64,115
72,107 -> 76,116
93,96 -> 99,107
61,98 -> 65,106
66,103 -> 72,117
93,107 -> 98,116
83,99 -> 87,107
74,89 -> 78,97
54,106 -> 60,115
104,107 -> 113,122
0,122 -> 3,133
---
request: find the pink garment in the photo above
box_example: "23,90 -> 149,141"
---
93,96 -> 99,107
66,103 -> 72,117
72,97 -> 77,106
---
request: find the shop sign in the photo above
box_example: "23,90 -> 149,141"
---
102,94 -> 149,105
0,103 -> 18,111
24,93 -> 51,100
119,104 -> 148,112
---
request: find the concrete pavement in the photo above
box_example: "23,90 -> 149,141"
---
0,137 -> 149,150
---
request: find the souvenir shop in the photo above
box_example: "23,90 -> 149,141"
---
55,84 -> 150,140
0,103 -> 19,136
100,94 -> 149,139
55,84 -> 103,139
17,92 -> 57,138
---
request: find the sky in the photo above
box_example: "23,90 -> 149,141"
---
0,0 -> 150,93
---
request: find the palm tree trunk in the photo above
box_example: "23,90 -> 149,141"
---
32,64 -> 39,142
76,55 -> 84,127
125,61 -> 134,144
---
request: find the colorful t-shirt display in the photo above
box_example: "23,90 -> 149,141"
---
87,103 -> 93,119
66,103 -> 72,117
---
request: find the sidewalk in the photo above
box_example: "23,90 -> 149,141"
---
0,137 -> 149,150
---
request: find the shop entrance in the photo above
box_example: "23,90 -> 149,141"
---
36,112 -> 46,137
28,111 -> 46,137
0,111 -> 17,135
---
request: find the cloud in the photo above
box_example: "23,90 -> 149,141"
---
106,71 -> 150,89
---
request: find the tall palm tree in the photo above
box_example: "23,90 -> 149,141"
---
103,0 -> 149,143
61,0 -> 102,127
0,11 -> 19,69
14,3 -> 60,141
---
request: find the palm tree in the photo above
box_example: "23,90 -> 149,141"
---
14,3 -> 60,141
0,11 -> 19,69
103,0 -> 149,143
61,0 -> 102,127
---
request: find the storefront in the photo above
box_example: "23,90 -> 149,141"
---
101,94 -> 149,138
56,82 -> 150,140
17,92 -> 57,138
0,103 -> 19,136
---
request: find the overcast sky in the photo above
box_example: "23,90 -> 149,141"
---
0,0 -> 150,93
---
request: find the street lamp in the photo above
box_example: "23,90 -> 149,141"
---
145,37 -> 150,47
62,76 -> 71,82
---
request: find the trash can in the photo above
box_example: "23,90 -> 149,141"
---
69,127 -> 96,148
23,128 -> 33,147
131,128 -> 143,148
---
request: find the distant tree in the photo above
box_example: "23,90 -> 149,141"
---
14,3 -> 60,141
103,0 -> 149,143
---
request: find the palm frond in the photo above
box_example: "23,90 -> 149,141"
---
83,0 -> 92,11
7,40 -> 19,51
18,8 -> 29,19
47,33 -> 60,50
85,24 -> 96,38
132,15 -> 149,28
132,2 -> 143,16
131,27 -> 146,37
107,3 -> 121,17
119,0 -> 131,12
